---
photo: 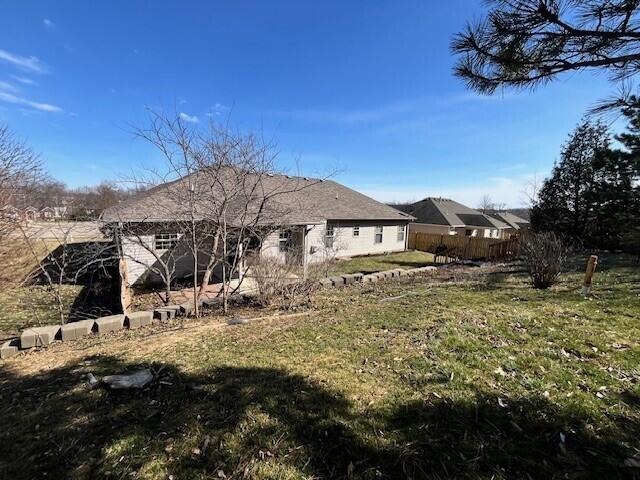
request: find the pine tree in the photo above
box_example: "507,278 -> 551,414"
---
531,120 -> 610,244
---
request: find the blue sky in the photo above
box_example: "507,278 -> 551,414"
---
0,1 -> 622,207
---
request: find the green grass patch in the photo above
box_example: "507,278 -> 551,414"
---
1,254 -> 638,479
330,250 -> 437,275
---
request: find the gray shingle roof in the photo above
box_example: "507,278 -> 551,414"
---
102,171 -> 414,225
400,197 -> 510,229
487,211 -> 530,230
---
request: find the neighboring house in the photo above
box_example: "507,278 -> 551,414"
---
0,205 -> 21,220
395,197 -> 510,239
23,206 -> 39,222
102,172 -> 414,286
486,211 -> 530,237
40,207 -> 56,221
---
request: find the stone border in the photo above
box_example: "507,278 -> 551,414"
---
321,265 -> 437,289
0,299 -> 225,360
1,266 -> 438,360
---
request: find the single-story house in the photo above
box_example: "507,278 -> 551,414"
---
486,211 -> 530,237
101,171 -> 414,286
393,197 -> 511,239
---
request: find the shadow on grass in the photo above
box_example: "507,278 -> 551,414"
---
1,356 -> 638,479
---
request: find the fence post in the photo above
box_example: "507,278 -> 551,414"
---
581,255 -> 598,296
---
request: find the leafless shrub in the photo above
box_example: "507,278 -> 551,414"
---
249,255 -> 323,310
521,232 -> 570,289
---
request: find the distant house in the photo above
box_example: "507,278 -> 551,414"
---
394,197 -> 511,239
23,206 -> 39,222
102,171 -> 415,286
40,207 -> 56,221
487,211 -> 530,237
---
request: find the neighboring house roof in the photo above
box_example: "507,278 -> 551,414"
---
399,197 -> 510,229
487,211 -> 530,230
102,170 -> 414,225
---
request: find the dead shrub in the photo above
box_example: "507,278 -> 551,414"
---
249,255 -> 322,310
522,232 -> 569,289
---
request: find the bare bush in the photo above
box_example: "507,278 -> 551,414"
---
249,255 -> 322,310
522,232 -> 569,289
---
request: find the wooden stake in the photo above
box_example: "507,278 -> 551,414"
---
581,255 -> 598,296
119,258 -> 132,315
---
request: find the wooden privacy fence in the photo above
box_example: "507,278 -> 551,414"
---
408,232 -> 523,262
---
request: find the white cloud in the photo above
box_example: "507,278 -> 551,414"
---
43,18 -> 56,29
9,75 -> 37,86
179,112 -> 199,123
0,48 -> 47,73
0,83 -> 63,113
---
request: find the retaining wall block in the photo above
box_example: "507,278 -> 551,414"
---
330,276 -> 346,286
0,338 -> 20,359
154,309 -> 169,321
126,311 -> 154,329
95,314 -> 125,336
179,303 -> 193,316
362,274 -> 379,283
60,319 -> 96,341
20,325 -> 61,349
319,278 -> 333,287
353,273 -> 364,282
341,274 -> 358,285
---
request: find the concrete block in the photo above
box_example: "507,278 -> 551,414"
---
330,276 -> 346,286
154,309 -> 169,321
394,269 -> 405,277
362,274 -> 378,283
60,319 -> 95,341
0,338 -> 19,359
378,270 -> 392,279
179,303 -> 193,316
319,278 -> 333,287
95,314 -> 124,336
126,311 -> 153,329
156,308 -> 176,320
353,273 -> 364,282
341,274 -> 357,285
162,305 -> 182,318
20,325 -> 61,349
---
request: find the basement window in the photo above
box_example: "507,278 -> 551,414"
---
279,229 -> 290,252
154,233 -> 178,251
325,225 -> 335,248
397,225 -> 405,242
374,225 -> 383,244
353,226 -> 360,237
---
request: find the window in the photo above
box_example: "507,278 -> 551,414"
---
325,225 -> 335,248
397,225 -> 405,242
279,229 -> 290,253
353,226 -> 360,237
484,229 -> 491,238
154,233 -> 178,250
374,225 -> 383,244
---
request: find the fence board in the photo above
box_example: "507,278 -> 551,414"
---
408,232 -> 500,260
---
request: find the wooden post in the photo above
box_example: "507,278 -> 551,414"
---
581,255 -> 598,296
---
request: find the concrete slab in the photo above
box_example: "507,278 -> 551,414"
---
20,325 -> 61,349
0,338 -> 20,359
95,315 -> 124,336
126,311 -> 153,329
60,319 -> 95,341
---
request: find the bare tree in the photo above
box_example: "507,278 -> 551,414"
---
126,111 -> 330,315
452,1 -> 640,110
0,124 -> 44,241
477,194 -> 494,213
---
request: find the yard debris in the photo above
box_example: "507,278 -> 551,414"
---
86,366 -> 166,390
227,316 -> 249,325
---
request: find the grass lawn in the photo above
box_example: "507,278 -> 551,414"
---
0,285 -> 84,337
330,250 -> 437,275
1,254 -> 639,479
